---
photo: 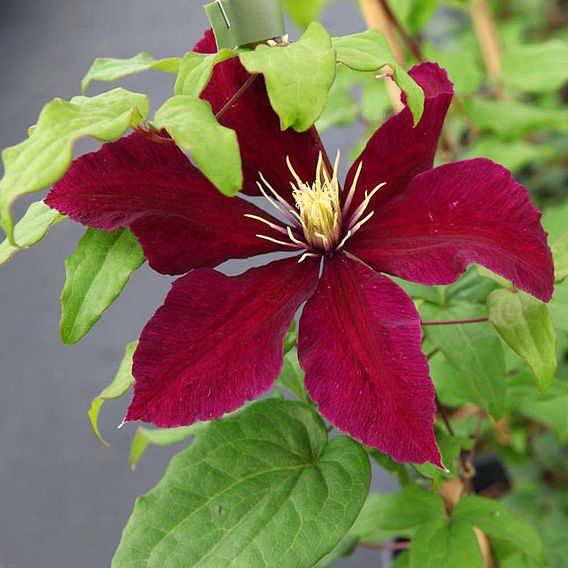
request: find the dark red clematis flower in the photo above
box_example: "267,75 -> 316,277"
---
46,30 -> 554,466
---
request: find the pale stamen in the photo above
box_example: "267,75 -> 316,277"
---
249,152 -> 385,257
244,213 -> 288,235
342,161 -> 363,218
255,234 -> 304,249
258,172 -> 300,226
336,230 -> 352,251
286,226 -> 310,249
298,252 -> 320,263
349,211 -> 375,236
346,182 -> 386,228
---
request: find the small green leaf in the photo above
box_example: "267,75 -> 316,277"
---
465,138 -> 549,172
153,95 -> 242,195
414,427 -> 470,485
552,234 -> 568,283
409,519 -> 482,568
0,201 -> 64,265
423,40 -> 483,94
351,487 -> 445,539
453,495 -> 545,564
488,289 -> 557,391
240,23 -> 337,132
502,39 -> 568,93
81,53 -> 180,94
390,0 -> 439,34
113,399 -> 370,568
174,49 -> 236,97
276,350 -> 309,403
0,88 -> 149,242
462,97 -> 568,139
88,341 -> 137,446
332,29 -> 424,125
283,0 -> 333,28
423,302 -> 506,418
283,320 -> 298,353
549,278 -> 568,333
520,395 -> 568,444
130,425 -> 203,470
317,67 -> 360,132
61,228 -> 145,344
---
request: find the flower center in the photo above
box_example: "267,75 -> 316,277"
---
289,153 -> 341,252
246,152 -> 385,262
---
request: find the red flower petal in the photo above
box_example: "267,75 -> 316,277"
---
195,29 -> 320,202
347,159 -> 554,302
298,254 -> 441,466
343,63 -> 453,215
46,133 -> 286,275
126,256 -> 320,427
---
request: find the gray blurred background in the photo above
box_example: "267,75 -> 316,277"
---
0,1 -> 395,566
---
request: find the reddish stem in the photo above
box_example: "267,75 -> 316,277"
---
360,541 -> 410,551
215,73 -> 259,120
422,317 -> 489,326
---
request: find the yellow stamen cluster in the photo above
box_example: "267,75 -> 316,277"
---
288,153 -> 342,252
248,152 -> 386,260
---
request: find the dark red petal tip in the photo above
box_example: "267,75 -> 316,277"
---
348,158 -> 554,303
126,256 -> 319,427
298,254 -> 441,466
343,62 -> 454,214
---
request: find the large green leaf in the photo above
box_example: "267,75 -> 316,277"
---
332,29 -> 424,125
453,496 -> 545,565
502,40 -> 568,93
0,88 -> 149,241
488,289 -> 557,391
174,49 -> 236,97
81,53 -> 180,93
88,340 -> 137,446
423,303 -> 506,418
239,23 -> 336,132
61,228 -> 145,344
429,350 -> 482,408
409,518 -> 482,568
283,0 -> 333,28
0,201 -> 64,265
113,399 -> 370,568
130,425 -> 203,470
153,95 -> 242,195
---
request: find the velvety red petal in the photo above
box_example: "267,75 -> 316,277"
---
126,256 -> 320,427
343,63 -> 453,214
298,254 -> 441,466
46,133 -> 285,275
195,29 -> 320,202
347,158 -> 554,302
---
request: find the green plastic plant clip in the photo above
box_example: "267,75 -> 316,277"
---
204,0 -> 286,49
